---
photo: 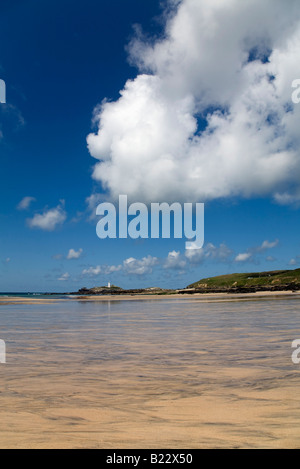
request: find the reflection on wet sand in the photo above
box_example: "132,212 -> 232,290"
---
0,297 -> 300,448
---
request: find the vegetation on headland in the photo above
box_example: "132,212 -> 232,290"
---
185,268 -> 300,294
77,285 -> 123,295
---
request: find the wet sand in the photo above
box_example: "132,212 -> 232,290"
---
0,297 -> 299,448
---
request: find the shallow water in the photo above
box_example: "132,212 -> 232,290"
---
0,297 -> 300,448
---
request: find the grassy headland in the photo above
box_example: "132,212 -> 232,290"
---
184,268 -> 300,293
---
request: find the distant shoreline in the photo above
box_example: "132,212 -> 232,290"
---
1,290 -> 300,305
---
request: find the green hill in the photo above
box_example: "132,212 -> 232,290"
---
187,268 -> 300,292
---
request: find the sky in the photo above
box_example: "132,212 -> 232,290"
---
1,0 -> 300,292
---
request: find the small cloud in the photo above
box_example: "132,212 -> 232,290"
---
58,272 -> 70,281
205,243 -> 233,261
235,253 -> 252,263
85,193 -> 104,221
52,254 -> 63,260
17,196 -> 36,211
27,203 -> 66,231
274,192 -> 300,207
258,239 -> 279,251
164,251 -> 186,270
185,247 -> 205,265
104,264 -> 122,274
123,256 -> 159,275
82,266 -> 102,277
0,103 -> 26,136
234,239 -> 279,264
266,256 -> 276,262
289,258 -> 299,266
67,248 -> 83,260
185,243 -> 232,265
82,264 -> 123,277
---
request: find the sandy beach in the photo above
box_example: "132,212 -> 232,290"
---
0,290 -> 299,305
0,294 -> 299,448
0,362 -> 299,449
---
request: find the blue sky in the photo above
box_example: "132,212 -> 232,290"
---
1,0 -> 300,292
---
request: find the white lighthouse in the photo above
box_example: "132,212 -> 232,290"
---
108,282 -> 111,289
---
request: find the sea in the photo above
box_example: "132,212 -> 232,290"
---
0,292 -> 72,299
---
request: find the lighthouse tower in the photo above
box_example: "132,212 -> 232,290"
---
108,282 -> 111,289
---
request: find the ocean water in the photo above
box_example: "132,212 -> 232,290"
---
0,295 -> 300,448
0,293 -> 70,299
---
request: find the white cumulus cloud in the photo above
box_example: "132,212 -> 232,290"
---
185,242 -> 232,264
164,250 -> 187,270
289,257 -> 300,266
235,253 -> 253,263
87,0 -> 300,204
123,256 -> 159,276
259,239 -> 279,251
17,196 -> 36,211
58,272 -> 70,282
67,248 -> 83,260
82,256 -> 158,277
82,266 -> 102,277
27,203 -> 66,231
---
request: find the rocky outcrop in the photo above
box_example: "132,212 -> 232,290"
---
74,286 -> 168,296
